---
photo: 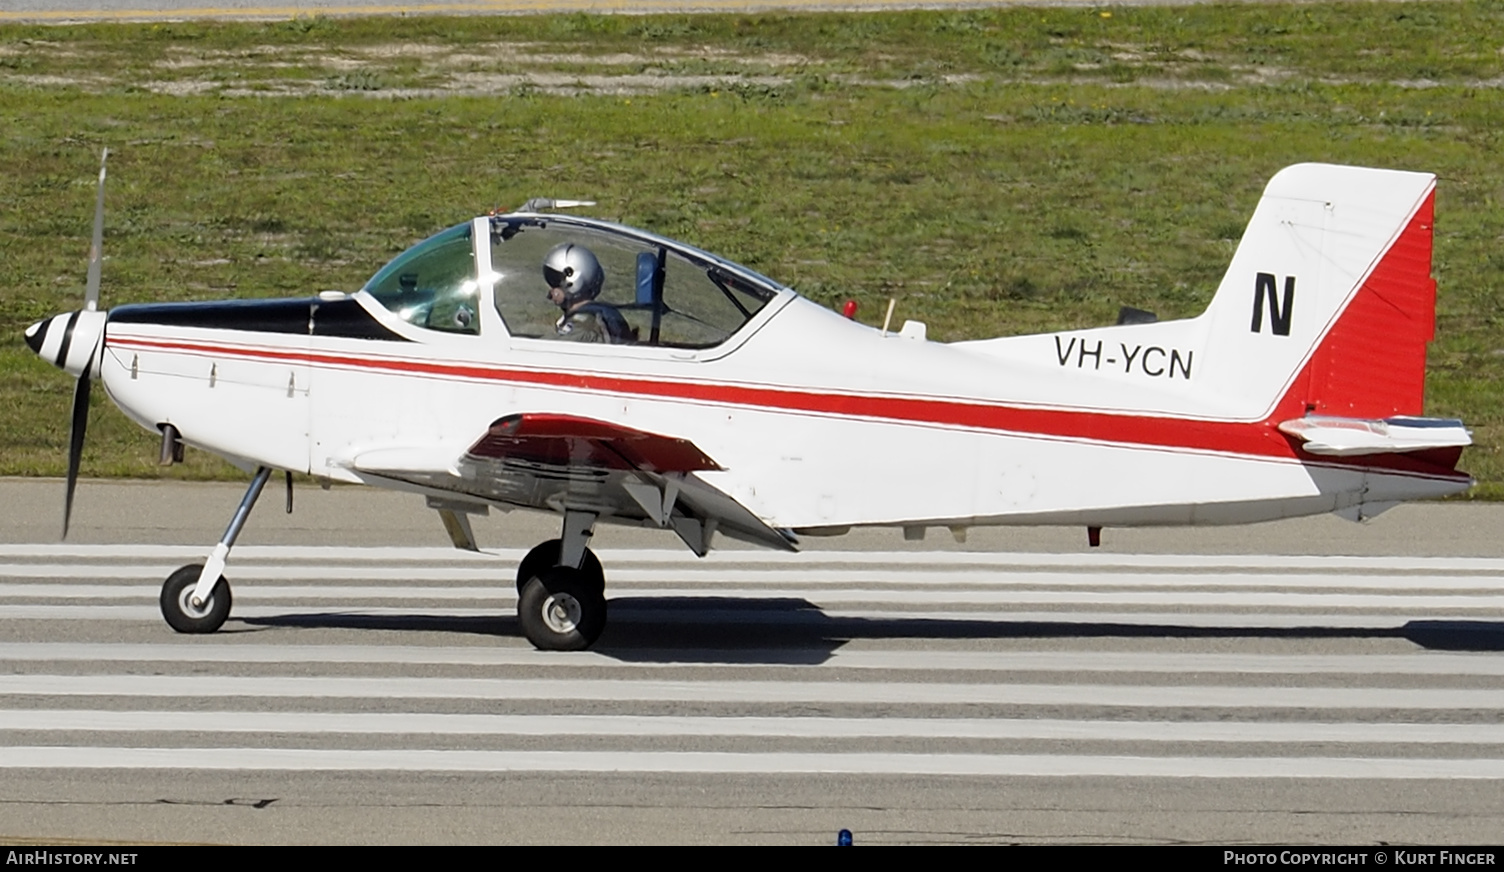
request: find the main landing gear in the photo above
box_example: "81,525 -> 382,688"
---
516,510 -> 607,651
155,474 -> 610,651
159,465 -> 271,634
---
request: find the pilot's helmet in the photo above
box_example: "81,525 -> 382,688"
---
543,243 -> 604,306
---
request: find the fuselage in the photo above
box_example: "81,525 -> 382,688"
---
87,209 -> 1468,536
28,164 -> 1475,543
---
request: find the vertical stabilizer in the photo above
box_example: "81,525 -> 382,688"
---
1195,163 -> 1437,420
952,164 -> 1440,426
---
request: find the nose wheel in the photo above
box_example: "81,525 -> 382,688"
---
160,564 -> 232,634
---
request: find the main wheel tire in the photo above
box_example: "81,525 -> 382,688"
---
515,539 -> 604,594
160,564 -> 232,634
517,565 -> 606,651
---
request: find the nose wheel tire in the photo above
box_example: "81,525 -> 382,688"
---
516,539 -> 604,594
518,565 -> 606,651
160,564 -> 232,634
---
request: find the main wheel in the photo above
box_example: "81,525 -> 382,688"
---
516,539 -> 604,594
160,564 -> 232,634
517,565 -> 606,651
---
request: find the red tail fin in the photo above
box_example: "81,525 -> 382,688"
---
1300,192 -> 1436,418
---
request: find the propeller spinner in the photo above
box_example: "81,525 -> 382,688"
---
23,148 -> 110,538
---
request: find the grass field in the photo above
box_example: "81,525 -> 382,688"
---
1,3 -> 1501,494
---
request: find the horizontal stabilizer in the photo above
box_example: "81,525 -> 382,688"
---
1278,415 -> 1470,457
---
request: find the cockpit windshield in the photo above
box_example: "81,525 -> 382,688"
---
489,216 -> 778,348
362,223 -> 479,335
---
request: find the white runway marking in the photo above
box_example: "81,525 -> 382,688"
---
8,572 -> 1504,595
6,565 -> 1504,590
3,674 -> 1501,708
4,643 -> 1503,675
9,710 -> 1504,744
0,605 -> 1495,630
4,543 -> 1501,572
5,746 -> 1503,778
8,582 -> 1504,609
4,545 -> 1503,779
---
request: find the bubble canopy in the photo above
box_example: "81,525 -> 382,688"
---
362,216 -> 786,347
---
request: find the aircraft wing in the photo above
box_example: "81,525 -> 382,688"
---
351,413 -> 796,555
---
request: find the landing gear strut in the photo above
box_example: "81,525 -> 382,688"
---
517,509 -> 607,650
516,539 -> 603,594
159,465 -> 270,634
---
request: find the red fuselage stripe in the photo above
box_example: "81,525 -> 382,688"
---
105,334 -> 1467,482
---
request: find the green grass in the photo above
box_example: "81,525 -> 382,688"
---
2,3 -> 1502,496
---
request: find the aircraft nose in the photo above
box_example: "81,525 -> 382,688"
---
24,319 -> 46,355
24,309 -> 107,379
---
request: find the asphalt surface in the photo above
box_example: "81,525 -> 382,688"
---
9,475 -> 1504,555
2,479 -> 1504,845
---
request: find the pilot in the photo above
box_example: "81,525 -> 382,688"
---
543,243 -> 634,344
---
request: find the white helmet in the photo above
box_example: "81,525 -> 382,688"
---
543,243 -> 604,306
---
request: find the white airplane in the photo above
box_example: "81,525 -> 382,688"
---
25,155 -> 1473,650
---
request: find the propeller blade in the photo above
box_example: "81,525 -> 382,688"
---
84,148 -> 108,312
63,365 -> 91,539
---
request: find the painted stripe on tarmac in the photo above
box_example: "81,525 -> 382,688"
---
4,643 -> 1502,675
3,746 -> 1501,777
5,567 -> 1504,590
3,544 -> 1500,572
7,710 -> 1504,743
8,583 -> 1504,609
0,604 -> 1487,628
2,675 -> 1501,708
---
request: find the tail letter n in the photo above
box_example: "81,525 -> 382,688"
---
1251,272 -> 1295,336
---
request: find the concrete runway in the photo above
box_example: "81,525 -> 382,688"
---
2,479 -> 1504,844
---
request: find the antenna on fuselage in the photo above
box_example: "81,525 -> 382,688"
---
515,198 -> 597,213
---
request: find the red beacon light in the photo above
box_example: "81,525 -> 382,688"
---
841,300 -> 858,320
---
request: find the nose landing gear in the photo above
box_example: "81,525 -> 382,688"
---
158,465 -> 270,634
